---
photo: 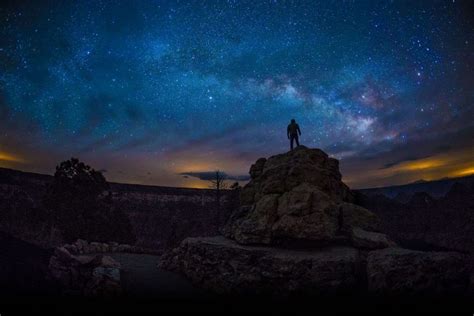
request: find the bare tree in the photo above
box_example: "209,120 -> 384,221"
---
208,170 -> 229,209
209,170 -> 228,189
208,170 -> 231,230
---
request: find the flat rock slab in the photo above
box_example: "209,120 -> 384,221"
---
367,247 -> 469,295
159,236 -> 364,295
161,237 -> 471,296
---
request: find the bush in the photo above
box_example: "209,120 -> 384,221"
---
43,158 -> 135,244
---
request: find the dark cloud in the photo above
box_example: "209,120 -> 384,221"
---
379,155 -> 429,170
179,171 -> 250,182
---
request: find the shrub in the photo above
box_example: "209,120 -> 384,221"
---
43,158 -> 135,244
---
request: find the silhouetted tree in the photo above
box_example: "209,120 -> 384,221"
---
208,170 -> 229,208
43,158 -> 135,244
208,170 -> 231,228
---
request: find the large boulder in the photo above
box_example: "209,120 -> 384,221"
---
367,248 -> 469,295
48,246 -> 122,297
350,228 -> 396,249
241,146 -> 352,203
339,202 -> 382,233
159,236 -> 364,295
224,146 -> 384,247
84,265 -> 122,297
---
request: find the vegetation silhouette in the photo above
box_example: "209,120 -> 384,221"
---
43,158 -> 135,244
207,170 -> 228,208
207,170 -> 241,227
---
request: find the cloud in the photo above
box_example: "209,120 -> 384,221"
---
179,171 -> 250,182
379,155 -> 430,170
453,167 -> 474,177
341,127 -> 474,189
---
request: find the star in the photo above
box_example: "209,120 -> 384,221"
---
0,0 -> 471,189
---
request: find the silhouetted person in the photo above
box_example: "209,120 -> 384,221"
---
287,119 -> 301,150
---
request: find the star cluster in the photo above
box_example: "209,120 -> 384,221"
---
0,0 -> 473,188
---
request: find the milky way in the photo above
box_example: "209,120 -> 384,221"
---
0,1 -> 473,188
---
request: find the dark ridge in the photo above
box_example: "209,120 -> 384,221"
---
356,182 -> 474,254
0,167 -> 223,196
358,174 -> 474,199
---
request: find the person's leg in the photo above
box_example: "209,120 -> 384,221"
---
295,135 -> 300,147
290,136 -> 294,150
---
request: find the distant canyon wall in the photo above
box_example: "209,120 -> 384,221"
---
0,168 -> 235,251
0,167 -> 472,259
110,184 -> 235,251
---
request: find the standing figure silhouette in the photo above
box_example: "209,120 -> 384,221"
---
287,119 -> 301,150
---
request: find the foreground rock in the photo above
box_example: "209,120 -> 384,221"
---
351,228 -> 396,249
367,248 -> 469,295
159,236 -> 364,295
48,246 -> 122,297
48,238 -> 162,297
161,237 -> 470,296
62,239 -> 161,255
160,147 -> 470,296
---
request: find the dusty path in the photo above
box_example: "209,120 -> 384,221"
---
103,252 -> 206,299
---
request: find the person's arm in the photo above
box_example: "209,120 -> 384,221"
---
297,125 -> 301,136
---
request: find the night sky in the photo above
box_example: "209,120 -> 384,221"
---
0,0 -> 473,189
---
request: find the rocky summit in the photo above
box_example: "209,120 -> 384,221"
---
221,146 -> 388,247
160,146 -> 470,296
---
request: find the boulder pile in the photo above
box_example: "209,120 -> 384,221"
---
48,246 -> 122,297
62,239 -> 161,255
160,146 -> 470,295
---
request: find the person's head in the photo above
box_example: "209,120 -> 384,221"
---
291,119 -> 295,123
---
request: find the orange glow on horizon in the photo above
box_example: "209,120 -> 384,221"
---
452,166 -> 474,177
0,151 -> 24,163
342,147 -> 474,189
396,158 -> 445,171
174,161 -> 215,173
181,177 -> 213,189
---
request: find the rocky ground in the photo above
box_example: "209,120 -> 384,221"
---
160,146 -> 472,298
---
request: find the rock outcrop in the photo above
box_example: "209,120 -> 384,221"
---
160,146 -> 470,296
48,245 -> 122,297
159,236 -> 364,295
222,146 -> 389,248
62,239 -> 161,255
47,238 -> 164,297
367,248 -> 469,295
